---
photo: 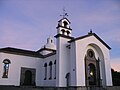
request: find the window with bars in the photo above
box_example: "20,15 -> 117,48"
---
2,59 -> 11,78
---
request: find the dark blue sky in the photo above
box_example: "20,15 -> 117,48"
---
0,0 -> 120,71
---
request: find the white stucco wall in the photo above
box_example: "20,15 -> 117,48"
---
0,52 -> 42,86
56,36 -> 71,87
41,55 -> 56,86
70,42 -> 77,86
0,52 -> 57,87
0,35 -> 112,87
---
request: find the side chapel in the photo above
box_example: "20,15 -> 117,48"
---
0,15 -> 112,87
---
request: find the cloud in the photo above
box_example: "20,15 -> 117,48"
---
111,58 -> 120,72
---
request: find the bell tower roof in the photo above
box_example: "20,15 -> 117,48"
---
57,17 -> 72,30
56,9 -> 72,37
58,17 -> 71,24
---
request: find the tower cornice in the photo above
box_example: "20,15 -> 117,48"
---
54,34 -> 74,39
58,17 -> 71,24
56,25 -> 72,30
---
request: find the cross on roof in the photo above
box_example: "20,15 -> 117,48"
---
60,8 -> 68,18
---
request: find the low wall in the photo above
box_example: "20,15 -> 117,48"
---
106,86 -> 120,90
0,86 -> 120,90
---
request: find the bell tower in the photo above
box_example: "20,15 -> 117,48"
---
56,9 -> 72,37
56,18 -> 72,36
55,10 -> 73,87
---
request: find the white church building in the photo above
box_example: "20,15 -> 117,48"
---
0,16 -> 112,87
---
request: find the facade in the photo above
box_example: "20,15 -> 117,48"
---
0,17 -> 112,87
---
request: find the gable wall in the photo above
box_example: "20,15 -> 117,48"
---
72,36 -> 112,86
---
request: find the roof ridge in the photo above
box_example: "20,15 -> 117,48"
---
68,33 -> 111,50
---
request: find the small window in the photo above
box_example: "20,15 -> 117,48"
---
89,51 -> 94,57
44,63 -> 47,80
87,49 -> 95,58
51,40 -> 53,43
49,61 -> 52,80
54,60 -> 56,79
2,59 -> 11,78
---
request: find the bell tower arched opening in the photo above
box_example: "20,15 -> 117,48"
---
63,21 -> 68,28
56,16 -> 72,37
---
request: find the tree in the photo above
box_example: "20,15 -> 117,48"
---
111,68 -> 120,86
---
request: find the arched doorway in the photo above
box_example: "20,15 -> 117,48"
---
20,67 -> 36,86
85,49 -> 100,86
65,73 -> 70,87
24,70 -> 32,85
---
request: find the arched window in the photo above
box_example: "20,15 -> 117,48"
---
63,21 -> 68,28
54,60 -> 56,79
44,63 -> 47,80
51,40 -> 53,43
65,73 -> 70,87
49,61 -> 52,80
87,49 -> 95,58
66,31 -> 70,36
61,29 -> 65,35
2,59 -> 11,78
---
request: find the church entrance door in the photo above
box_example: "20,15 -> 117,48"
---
24,70 -> 32,85
20,67 -> 36,86
88,63 -> 96,85
85,49 -> 100,86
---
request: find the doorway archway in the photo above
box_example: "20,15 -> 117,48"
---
24,70 -> 32,85
85,49 -> 100,86
20,67 -> 36,86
